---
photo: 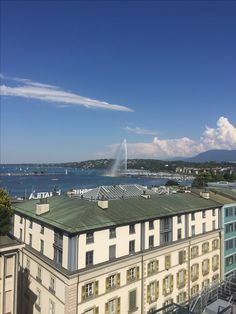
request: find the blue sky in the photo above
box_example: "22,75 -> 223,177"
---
1,1 -> 236,163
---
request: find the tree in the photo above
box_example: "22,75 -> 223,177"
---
0,189 -> 13,235
165,179 -> 179,186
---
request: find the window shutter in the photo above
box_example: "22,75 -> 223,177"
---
147,262 -> 150,275
197,264 -> 199,278
177,271 -> 180,289
207,259 -> 210,273
177,295 -> 179,304
117,273 -> 120,287
156,281 -> 159,299
105,302 -> 109,314
95,306 -> 99,314
196,246 -> 199,256
207,242 -> 209,252
156,260 -> 159,272
163,278 -> 166,296
191,266 -> 193,281
184,269 -> 187,285
136,266 -> 140,279
184,291 -> 187,300
183,250 -> 186,262
81,286 -> 86,301
147,284 -> 151,303
171,275 -> 174,292
106,277 -> 109,291
202,243 -> 204,254
94,281 -> 99,296
116,297 -> 120,314
127,269 -> 130,283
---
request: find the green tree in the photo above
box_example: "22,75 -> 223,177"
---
0,189 -> 13,235
165,179 -> 179,186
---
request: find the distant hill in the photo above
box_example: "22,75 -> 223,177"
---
184,149 -> 236,163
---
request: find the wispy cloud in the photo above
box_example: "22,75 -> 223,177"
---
109,117 -> 236,159
0,75 -> 133,112
124,126 -> 159,136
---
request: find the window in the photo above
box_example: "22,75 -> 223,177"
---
129,290 -> 137,312
106,273 -> 120,290
20,228 -> 22,241
202,279 -> 210,290
109,227 -> 116,239
177,229 -> 182,240
191,246 -> 199,258
26,258 -> 30,270
202,259 -> 209,276
49,299 -> 55,314
202,223 -> 206,233
212,221 -> 216,230
165,255 -> 171,270
163,275 -> 173,295
202,210 -> 206,218
177,270 -> 186,289
147,260 -> 158,275
35,288 -> 41,310
226,223 -> 234,233
37,266 -> 42,282
40,239 -> 44,254
127,267 -> 139,282
20,216 -> 23,223
191,213 -> 195,221
191,225 -> 195,236
212,239 -> 219,250
149,220 -> 154,230
107,298 -> 119,314
109,245 -> 116,260
86,251 -> 93,266
226,207 -> 233,217
163,232 -> 169,243
53,231 -> 63,265
29,233 -> 32,246
178,251 -> 186,264
212,274 -> 219,284
202,242 -> 209,254
177,215 -> 182,224
147,281 -> 159,303
129,224 -> 135,234
29,220 -> 33,228
177,292 -> 187,304
191,285 -> 199,296
5,256 -> 14,278
149,236 -> 154,249
226,238 -> 234,250
212,209 -> 216,216
40,225 -> 44,234
49,276 -> 55,294
82,281 -> 98,300
226,255 -> 234,266
191,264 -> 199,281
129,240 -> 135,254
86,232 -> 94,244
212,255 -> 219,271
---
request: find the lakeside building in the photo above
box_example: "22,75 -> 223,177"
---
10,191 -> 223,314
0,235 -> 24,314
207,188 -> 236,280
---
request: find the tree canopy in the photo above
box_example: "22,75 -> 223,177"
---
0,189 -> 13,235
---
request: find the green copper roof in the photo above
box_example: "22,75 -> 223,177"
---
13,193 -> 221,234
208,188 -> 236,203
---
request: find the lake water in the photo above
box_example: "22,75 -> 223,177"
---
0,165 -> 192,197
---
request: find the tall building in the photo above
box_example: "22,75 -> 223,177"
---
11,190 -> 223,314
207,188 -> 236,279
0,235 -> 24,314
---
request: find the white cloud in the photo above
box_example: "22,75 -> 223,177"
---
109,117 -> 236,159
0,75 -> 133,112
124,126 -> 159,136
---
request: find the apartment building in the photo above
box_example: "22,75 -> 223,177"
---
12,191 -> 223,314
208,188 -> 236,279
0,235 -> 24,314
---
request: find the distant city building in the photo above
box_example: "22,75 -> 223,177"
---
11,191 -> 223,314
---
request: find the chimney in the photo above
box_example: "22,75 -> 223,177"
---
200,191 -> 210,200
141,191 -> 151,199
98,200 -> 108,210
36,198 -> 50,215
